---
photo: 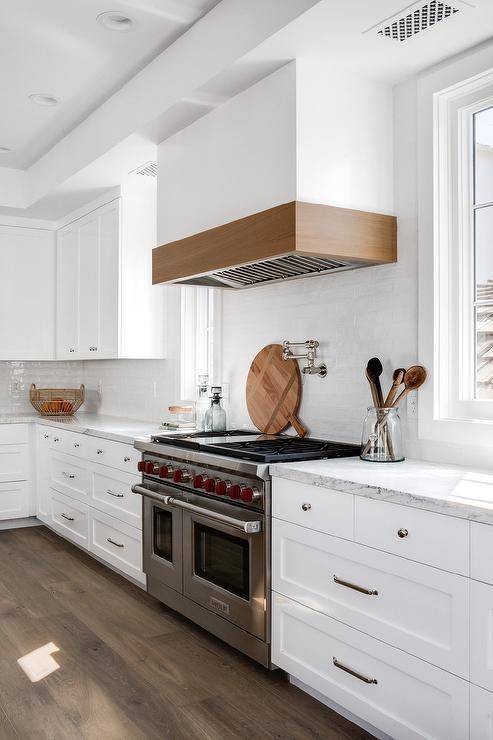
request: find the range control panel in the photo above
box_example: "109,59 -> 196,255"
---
137,455 -> 264,510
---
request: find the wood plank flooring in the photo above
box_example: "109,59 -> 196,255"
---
0,526 -> 374,740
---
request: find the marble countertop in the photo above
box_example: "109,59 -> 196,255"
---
0,412 -> 183,444
270,457 -> 493,524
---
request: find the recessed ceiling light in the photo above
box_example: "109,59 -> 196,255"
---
0,147 -> 11,153
29,93 -> 60,107
97,11 -> 134,31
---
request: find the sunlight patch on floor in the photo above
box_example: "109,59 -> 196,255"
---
17,642 -> 60,682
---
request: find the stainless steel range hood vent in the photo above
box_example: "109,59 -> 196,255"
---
213,254 -> 352,288
153,201 -> 397,289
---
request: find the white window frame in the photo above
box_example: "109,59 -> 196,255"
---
418,48 -> 493,448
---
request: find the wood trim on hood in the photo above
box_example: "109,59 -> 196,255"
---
152,201 -> 396,286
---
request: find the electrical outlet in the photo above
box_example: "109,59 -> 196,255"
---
407,390 -> 418,418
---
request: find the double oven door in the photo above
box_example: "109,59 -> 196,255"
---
142,484 -> 266,640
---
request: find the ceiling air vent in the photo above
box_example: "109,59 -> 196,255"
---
373,0 -> 462,42
130,161 -> 158,178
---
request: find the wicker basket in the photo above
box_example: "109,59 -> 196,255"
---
29,384 -> 85,416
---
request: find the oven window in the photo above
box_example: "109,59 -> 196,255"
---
194,523 -> 249,600
153,507 -> 173,562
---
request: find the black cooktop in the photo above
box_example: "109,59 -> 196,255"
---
152,430 -> 360,463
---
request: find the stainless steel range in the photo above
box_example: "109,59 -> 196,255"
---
132,431 -> 359,668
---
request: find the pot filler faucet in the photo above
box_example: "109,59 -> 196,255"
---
282,340 -> 327,377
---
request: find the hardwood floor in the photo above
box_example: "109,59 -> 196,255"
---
0,526 -> 374,740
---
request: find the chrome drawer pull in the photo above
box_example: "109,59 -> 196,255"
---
301,502 -> 311,511
61,513 -> 74,522
107,537 -> 124,548
333,575 -> 378,596
333,658 -> 378,685
397,528 -> 409,538
62,471 -> 76,479
106,490 -> 124,498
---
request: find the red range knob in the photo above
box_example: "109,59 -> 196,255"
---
137,460 -> 146,473
193,473 -> 208,489
159,465 -> 174,479
240,486 -> 260,503
144,461 -> 158,475
204,477 -> 219,493
215,480 -> 232,496
229,484 -> 243,500
173,468 -> 190,483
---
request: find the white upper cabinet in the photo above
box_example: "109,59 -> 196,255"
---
57,181 -> 164,360
0,225 -> 55,360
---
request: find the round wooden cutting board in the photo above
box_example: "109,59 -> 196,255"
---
246,344 -> 307,437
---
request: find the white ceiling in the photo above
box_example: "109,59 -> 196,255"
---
1,0 -> 493,220
0,0 -> 219,169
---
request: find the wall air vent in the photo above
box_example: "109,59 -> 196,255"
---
372,0 -> 462,42
130,161 -> 158,177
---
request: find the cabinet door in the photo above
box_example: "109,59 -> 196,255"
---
97,201 -> 119,358
471,684 -> 493,740
36,428 -> 52,523
77,201 -> 119,359
0,481 -> 29,520
78,214 -> 100,357
57,224 -> 79,358
471,579 -> 493,692
0,226 -> 55,360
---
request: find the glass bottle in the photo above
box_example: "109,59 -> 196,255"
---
204,386 -> 227,433
360,406 -> 404,462
195,374 -> 209,432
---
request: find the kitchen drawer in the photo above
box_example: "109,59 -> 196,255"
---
0,443 -> 28,482
272,594 -> 469,740
0,481 -> 29,519
49,429 -> 87,457
0,424 -> 28,445
354,497 -> 469,575
273,519 -> 469,677
90,466 -> 141,527
272,477 -> 353,539
470,683 -> 493,740
49,490 -> 89,549
471,522 -> 493,585
89,509 -> 144,583
470,579 -> 493,693
51,452 -> 90,501
85,437 -> 140,474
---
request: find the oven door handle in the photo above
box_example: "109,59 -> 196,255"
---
131,485 -> 262,534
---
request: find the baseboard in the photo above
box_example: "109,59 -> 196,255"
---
289,676 -> 391,740
0,516 -> 42,531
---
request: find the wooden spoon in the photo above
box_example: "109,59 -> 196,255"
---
366,357 -> 384,407
392,365 -> 427,407
384,368 -> 406,407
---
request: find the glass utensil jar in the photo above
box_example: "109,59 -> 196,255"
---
360,406 -> 404,462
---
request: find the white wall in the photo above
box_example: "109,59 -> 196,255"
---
296,60 -> 394,214
157,62 -> 297,244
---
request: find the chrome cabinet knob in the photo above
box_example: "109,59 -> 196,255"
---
43,434 -> 49,439
301,502 -> 312,512
123,456 -> 130,462
74,443 -> 80,448
97,449 -> 103,455
397,528 -> 409,538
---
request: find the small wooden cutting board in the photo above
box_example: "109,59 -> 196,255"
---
246,343 -> 307,437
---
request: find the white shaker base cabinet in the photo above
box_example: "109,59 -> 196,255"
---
272,594 -> 469,740
273,518 -> 469,677
471,684 -> 493,740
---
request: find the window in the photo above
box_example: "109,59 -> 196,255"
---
418,57 -> 493,447
473,107 -> 493,400
180,286 -> 222,401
